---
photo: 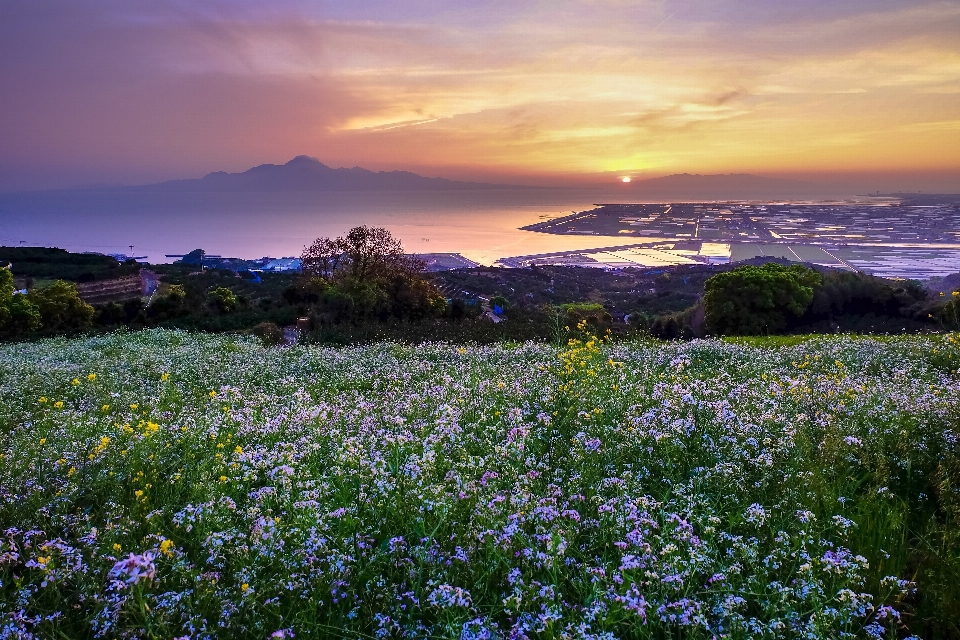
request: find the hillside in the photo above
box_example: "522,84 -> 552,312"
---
1,330 -> 958,638
0,246 -> 139,283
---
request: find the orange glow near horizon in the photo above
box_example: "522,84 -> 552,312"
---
1,2 -> 959,191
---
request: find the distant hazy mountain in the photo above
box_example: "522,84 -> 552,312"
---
132,156 -> 515,192
624,173 -> 819,199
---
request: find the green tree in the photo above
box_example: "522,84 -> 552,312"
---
704,263 -> 821,336
937,291 -> 960,330
167,284 -> 187,301
208,287 -> 238,313
561,302 -> 613,336
26,280 -> 94,333
300,226 -> 445,322
0,267 -> 42,339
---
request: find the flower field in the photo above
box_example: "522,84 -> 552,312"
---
1,330 -> 959,639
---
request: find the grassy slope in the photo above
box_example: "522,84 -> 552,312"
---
0,331 -> 958,639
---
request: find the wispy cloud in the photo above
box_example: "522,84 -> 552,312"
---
0,0 -> 957,189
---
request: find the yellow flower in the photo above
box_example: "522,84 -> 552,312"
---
39,438 -> 47,445
101,404 -> 110,411
113,543 -> 122,552
67,467 -> 76,476
159,539 -> 174,556
219,475 -> 228,483
234,445 -> 243,454
54,401 -> 64,409
37,556 -> 50,566
87,373 -> 96,381
241,583 -> 250,592
161,372 -> 171,381
209,390 -> 217,398
39,396 -> 48,403
71,378 -> 80,386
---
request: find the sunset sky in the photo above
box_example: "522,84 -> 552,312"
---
2,0 -> 959,191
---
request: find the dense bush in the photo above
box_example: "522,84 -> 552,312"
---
704,263 -> 822,336
25,280 -> 95,334
208,287 -> 239,313
250,321 -> 285,346
0,268 -> 41,339
0,246 -> 138,282
938,292 -> 960,330
703,265 -> 944,337
559,302 -> 612,335
803,271 -> 930,329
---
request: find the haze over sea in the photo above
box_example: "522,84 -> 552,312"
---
0,188 -> 653,266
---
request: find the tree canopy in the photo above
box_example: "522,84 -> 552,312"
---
299,226 -> 445,322
704,263 -> 821,336
26,280 -> 95,333
302,226 -> 424,284
0,267 -> 42,339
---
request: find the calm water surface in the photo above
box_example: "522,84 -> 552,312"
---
0,189 -> 639,265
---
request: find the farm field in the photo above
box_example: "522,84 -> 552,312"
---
1,331 -> 959,639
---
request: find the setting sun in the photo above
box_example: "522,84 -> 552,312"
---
621,177 -> 631,183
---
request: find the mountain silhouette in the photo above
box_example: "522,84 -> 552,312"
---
132,156 -> 514,192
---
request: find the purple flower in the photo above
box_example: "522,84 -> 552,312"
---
108,552 -> 156,585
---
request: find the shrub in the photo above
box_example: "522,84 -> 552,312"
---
806,271 -> 929,324
208,287 -> 238,313
25,280 -> 94,333
704,263 -> 821,335
936,291 -> 960,330
251,321 -> 285,346
167,284 -> 186,301
560,302 -> 612,335
0,267 -> 41,340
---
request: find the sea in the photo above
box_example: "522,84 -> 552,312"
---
3,188 -> 958,279
0,188 -> 626,265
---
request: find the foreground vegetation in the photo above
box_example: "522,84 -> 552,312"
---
4,235 -> 956,346
1,330 -> 959,638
